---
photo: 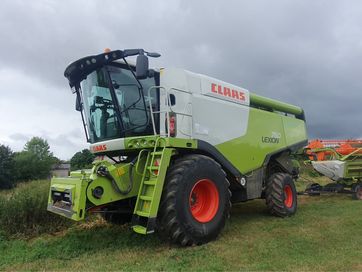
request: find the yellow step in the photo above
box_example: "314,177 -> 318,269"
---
139,195 -> 152,201
132,225 -> 147,234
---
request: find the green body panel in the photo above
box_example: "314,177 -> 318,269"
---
47,171 -> 91,221
217,108 -> 307,174
124,135 -> 197,150
86,160 -> 145,206
48,161 -> 145,221
47,137 -> 180,227
344,159 -> 362,180
282,116 -> 308,146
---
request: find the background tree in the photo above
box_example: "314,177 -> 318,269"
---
0,144 -> 15,189
14,137 -> 56,181
24,137 -> 53,160
70,149 -> 95,170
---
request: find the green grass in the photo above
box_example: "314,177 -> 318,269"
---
0,180 -> 72,237
1,170 -> 361,271
1,193 -> 362,271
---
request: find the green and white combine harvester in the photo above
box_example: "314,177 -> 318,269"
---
48,48 -> 307,245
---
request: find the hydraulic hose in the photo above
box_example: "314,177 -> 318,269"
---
97,158 -> 137,195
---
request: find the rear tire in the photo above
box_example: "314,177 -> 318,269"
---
265,173 -> 297,217
352,183 -> 362,200
158,154 -> 231,246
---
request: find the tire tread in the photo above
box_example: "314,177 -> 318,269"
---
158,154 -> 231,245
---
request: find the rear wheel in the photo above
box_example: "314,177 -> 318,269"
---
158,155 -> 231,246
352,183 -> 362,200
265,173 -> 297,217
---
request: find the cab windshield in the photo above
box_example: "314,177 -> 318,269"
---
80,64 -> 158,143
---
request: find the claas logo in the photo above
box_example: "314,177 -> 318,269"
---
92,144 -> 107,152
211,83 -> 245,101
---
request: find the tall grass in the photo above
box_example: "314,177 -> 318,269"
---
0,180 -> 72,238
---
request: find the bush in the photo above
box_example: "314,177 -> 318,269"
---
0,180 -> 72,237
0,144 -> 15,189
13,151 -> 40,181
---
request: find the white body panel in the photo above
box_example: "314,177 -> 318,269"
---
90,138 -> 125,153
160,68 -> 250,145
311,160 -> 346,181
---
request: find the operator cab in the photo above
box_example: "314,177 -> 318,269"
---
81,63 -> 159,143
64,49 -> 161,145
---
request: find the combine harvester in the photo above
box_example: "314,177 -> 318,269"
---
305,139 -> 362,200
47,48 -> 307,245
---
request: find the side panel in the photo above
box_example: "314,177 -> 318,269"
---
282,117 -> 308,146
192,94 -> 250,145
159,68 -> 307,175
216,109 -> 306,174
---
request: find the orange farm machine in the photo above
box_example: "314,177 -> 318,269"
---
304,139 -> 362,200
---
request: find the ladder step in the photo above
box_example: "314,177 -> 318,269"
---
136,211 -> 151,217
144,180 -> 157,185
132,225 -> 147,234
151,151 -> 163,155
139,195 -> 152,201
147,166 -> 159,170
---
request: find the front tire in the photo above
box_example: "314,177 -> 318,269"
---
158,155 -> 231,246
265,173 -> 297,217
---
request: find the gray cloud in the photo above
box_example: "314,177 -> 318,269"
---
1,0 -> 362,159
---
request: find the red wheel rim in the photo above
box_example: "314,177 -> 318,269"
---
284,185 -> 293,208
189,179 -> 219,223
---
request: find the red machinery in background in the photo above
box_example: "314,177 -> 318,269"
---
306,139 -> 362,161
304,139 -> 362,200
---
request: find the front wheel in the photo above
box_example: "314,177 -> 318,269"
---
265,173 -> 297,217
158,155 -> 231,246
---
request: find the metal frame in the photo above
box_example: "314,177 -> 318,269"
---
147,86 -> 193,138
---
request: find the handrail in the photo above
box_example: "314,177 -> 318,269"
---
147,86 -> 193,138
135,149 -> 150,175
147,86 -> 165,135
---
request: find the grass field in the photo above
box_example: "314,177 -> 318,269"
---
1,162 -> 361,271
1,175 -> 362,271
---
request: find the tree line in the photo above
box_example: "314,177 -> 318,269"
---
0,137 -> 94,189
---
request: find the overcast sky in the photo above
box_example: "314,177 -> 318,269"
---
0,0 -> 361,159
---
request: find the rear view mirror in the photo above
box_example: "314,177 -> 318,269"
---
136,54 -> 149,80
